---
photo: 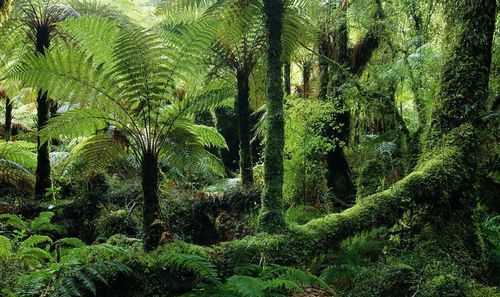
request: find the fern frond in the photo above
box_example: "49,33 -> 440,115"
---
225,275 -> 265,297
20,235 -> 53,249
0,141 -> 36,170
0,235 -> 12,258
18,247 -> 53,266
60,16 -> 120,66
60,134 -> 126,176
30,211 -> 63,234
39,109 -> 108,142
155,247 -> 219,283
10,46 -> 123,111
110,26 -> 171,107
187,124 -> 228,149
0,159 -> 35,192
0,213 -> 29,231
54,237 -> 86,249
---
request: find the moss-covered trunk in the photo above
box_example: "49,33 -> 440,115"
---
4,96 -> 12,141
235,70 -> 254,189
34,25 -> 51,200
258,0 -> 286,232
318,31 -> 330,100
427,0 -> 495,144
142,151 -> 161,251
320,2 -> 356,205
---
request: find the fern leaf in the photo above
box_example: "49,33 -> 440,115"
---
0,235 -> 12,258
0,213 -> 29,231
226,275 -> 265,297
20,235 -> 53,249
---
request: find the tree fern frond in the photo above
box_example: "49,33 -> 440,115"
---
0,159 -> 35,192
0,213 -> 29,231
39,109 -> 108,142
19,235 -> 53,250
60,134 -> 127,176
54,237 -> 86,249
18,247 -> 53,266
60,15 -> 120,66
110,26 -> 172,107
0,141 -> 36,170
65,0 -> 129,23
10,46 -> 123,109
187,124 -> 228,149
30,211 -> 63,234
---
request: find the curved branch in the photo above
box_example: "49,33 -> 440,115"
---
214,124 -> 475,270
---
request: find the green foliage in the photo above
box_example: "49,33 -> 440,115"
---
95,209 -> 138,240
10,15 -> 229,176
282,97 -> 336,206
0,211 -> 63,238
16,243 -> 132,297
0,141 -> 36,193
184,264 -> 330,297
285,205 -> 324,226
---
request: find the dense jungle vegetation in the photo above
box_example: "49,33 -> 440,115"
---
0,0 -> 499,296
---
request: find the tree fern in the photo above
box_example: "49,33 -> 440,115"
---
11,14 -> 230,250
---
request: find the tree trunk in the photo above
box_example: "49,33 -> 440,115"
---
142,151 -> 161,251
302,62 -> 311,98
321,3 -> 356,206
35,90 -> 51,200
427,0 -> 495,144
326,144 -> 355,206
259,0 -> 286,232
284,61 -> 291,96
318,32 -> 330,100
4,96 -> 12,141
34,24 -> 51,200
235,70 -> 254,189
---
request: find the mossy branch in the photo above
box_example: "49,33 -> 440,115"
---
214,124 -> 476,272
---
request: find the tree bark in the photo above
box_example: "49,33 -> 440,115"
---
302,61 -> 312,98
284,61 -> 291,96
142,151 -> 161,251
320,2 -> 356,206
318,32 -> 330,100
258,0 -> 286,232
235,70 -> 254,189
4,96 -> 12,141
427,0 -> 495,145
34,24 -> 51,200
35,90 -> 51,200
